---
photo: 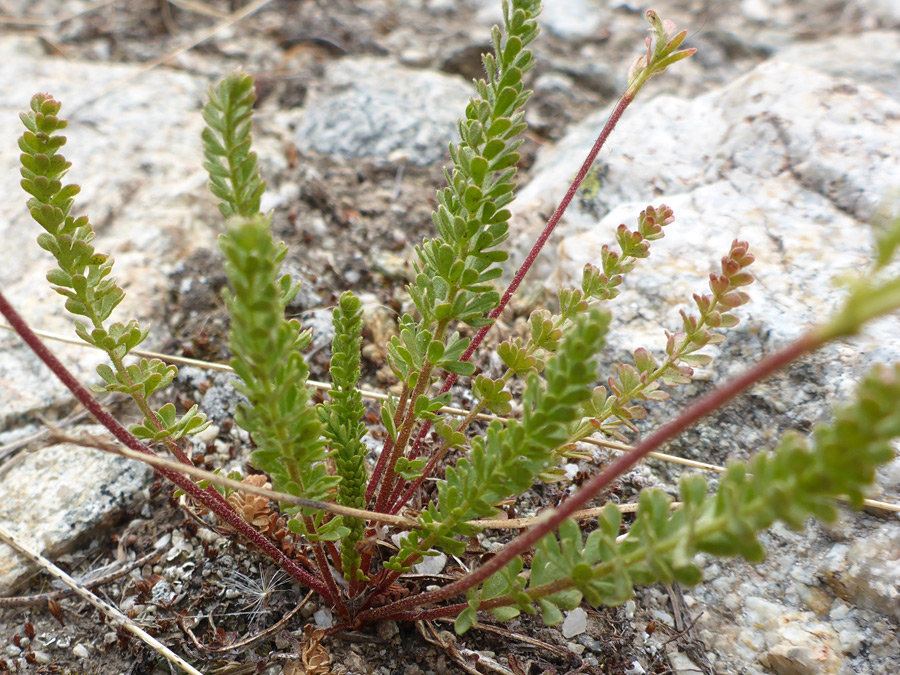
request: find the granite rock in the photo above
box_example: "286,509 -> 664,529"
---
290,57 -> 471,167
0,430 -> 153,594
0,35 -> 213,429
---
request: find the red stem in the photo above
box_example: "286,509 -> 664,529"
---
0,290 -> 340,608
365,383 -> 409,505
389,94 -> 636,514
358,329 -> 823,624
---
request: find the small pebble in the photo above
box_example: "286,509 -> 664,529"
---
377,621 -> 400,640
413,552 -> 447,576
5,645 -> 21,657
624,600 -> 636,620
562,607 -> 587,637
625,661 -> 646,675
32,651 -> 51,664
314,607 -> 334,628
577,634 -> 602,653
73,643 -> 89,658
195,424 -> 219,443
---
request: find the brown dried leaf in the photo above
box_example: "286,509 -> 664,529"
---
295,624 -> 332,675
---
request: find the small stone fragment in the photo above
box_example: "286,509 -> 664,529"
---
562,607 -> 587,637
314,607 -> 334,629
377,621 -> 400,640
414,552 -> 447,576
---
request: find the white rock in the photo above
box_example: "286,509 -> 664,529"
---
562,607 -> 588,637
73,644 -> 89,658
776,31 -> 900,101
314,607 -> 334,629
414,552 -> 448,576
667,649 -> 704,675
539,0 -> 606,41
0,430 -> 152,594
740,0 -> 774,22
856,0 -> 900,22
819,522 -> 900,622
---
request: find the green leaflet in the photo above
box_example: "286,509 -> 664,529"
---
19,93 -> 209,443
318,291 -> 369,580
19,95 -> 127,331
219,215 -> 342,542
204,73 -> 343,542
462,362 -> 900,632
388,0 -> 542,405
386,308 -> 611,572
201,72 -> 267,219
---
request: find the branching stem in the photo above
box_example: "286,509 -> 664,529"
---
357,328 -> 822,623
399,94 -> 636,502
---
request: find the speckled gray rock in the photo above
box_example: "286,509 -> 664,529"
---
820,522 -> 900,623
516,56 -> 900,368
776,31 -> 900,101
0,430 -> 153,594
537,0 -> 608,40
198,372 -> 246,425
0,35 -> 213,429
510,49 -> 900,675
290,57 -> 471,166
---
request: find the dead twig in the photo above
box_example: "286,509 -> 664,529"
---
47,427 -> 674,532
417,620 -> 483,675
436,618 -> 572,660
168,0 -> 228,18
0,547 -> 161,608
13,322 -> 900,499
69,0 -> 275,115
0,523 -> 202,675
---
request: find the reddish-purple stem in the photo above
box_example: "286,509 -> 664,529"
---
365,383 -> 409,506
0,290 -> 340,609
388,94 -> 635,514
358,329 -> 822,624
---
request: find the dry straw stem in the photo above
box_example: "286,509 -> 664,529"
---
0,323 -> 733,471
0,523 -> 202,675
0,545 -> 163,609
45,427 -> 680,529
67,0 -> 274,115
7,322 -> 900,517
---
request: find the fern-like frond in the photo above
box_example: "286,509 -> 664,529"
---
219,214 -> 344,542
459,362 -> 900,631
318,291 -> 369,579
202,73 -> 266,218
18,94 -> 209,443
387,307 -> 611,572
